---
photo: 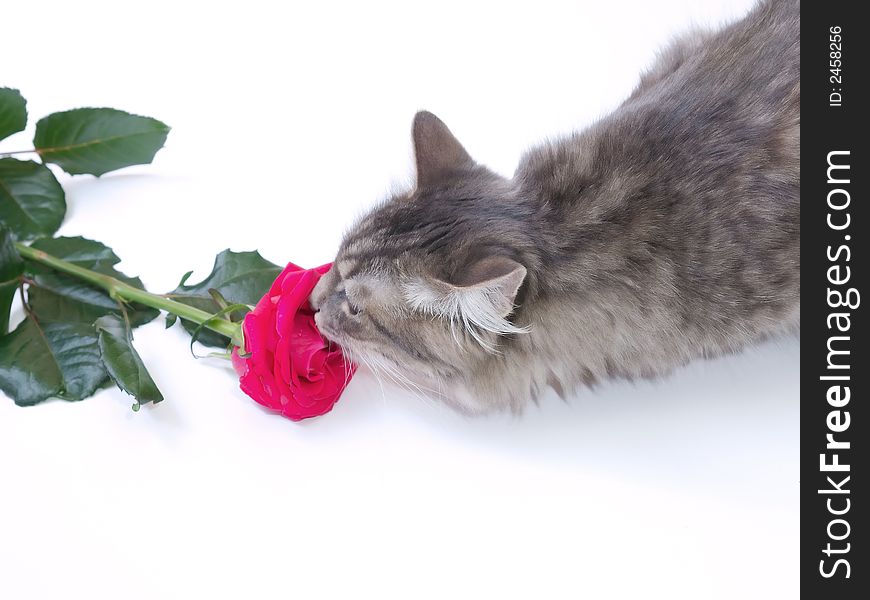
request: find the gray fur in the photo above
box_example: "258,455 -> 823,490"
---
311,0 -> 800,415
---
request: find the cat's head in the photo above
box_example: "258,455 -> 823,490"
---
311,111 -> 533,390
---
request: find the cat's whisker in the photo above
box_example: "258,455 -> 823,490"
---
356,353 -> 390,407
366,353 -> 444,409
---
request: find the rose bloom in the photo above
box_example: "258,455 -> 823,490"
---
231,262 -> 354,421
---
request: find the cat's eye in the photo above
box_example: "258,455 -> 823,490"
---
335,288 -> 362,316
346,299 -> 362,316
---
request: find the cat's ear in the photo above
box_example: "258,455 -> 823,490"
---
412,111 -> 474,187
451,255 -> 526,319
404,255 -> 527,347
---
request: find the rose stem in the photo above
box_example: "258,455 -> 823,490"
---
14,242 -> 243,345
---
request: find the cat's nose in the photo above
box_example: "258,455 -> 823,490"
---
310,293 -> 322,311
309,281 -> 329,311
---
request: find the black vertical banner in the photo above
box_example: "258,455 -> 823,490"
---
802,0 -> 866,597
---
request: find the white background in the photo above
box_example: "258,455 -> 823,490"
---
2,1 -> 798,598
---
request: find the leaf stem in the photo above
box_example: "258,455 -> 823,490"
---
13,242 -> 243,346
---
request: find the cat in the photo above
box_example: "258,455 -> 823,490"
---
310,0 -> 800,415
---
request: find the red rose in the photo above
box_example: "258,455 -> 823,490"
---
231,262 -> 355,421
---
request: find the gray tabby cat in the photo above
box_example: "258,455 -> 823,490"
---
311,0 -> 800,415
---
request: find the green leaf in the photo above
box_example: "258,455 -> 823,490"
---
168,250 -> 280,347
0,318 -> 107,406
0,225 -> 24,333
34,108 -> 170,176
188,302 -> 251,357
164,312 -> 178,329
24,236 -> 159,327
0,158 -> 66,240
95,315 -> 163,408
0,87 -> 27,142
